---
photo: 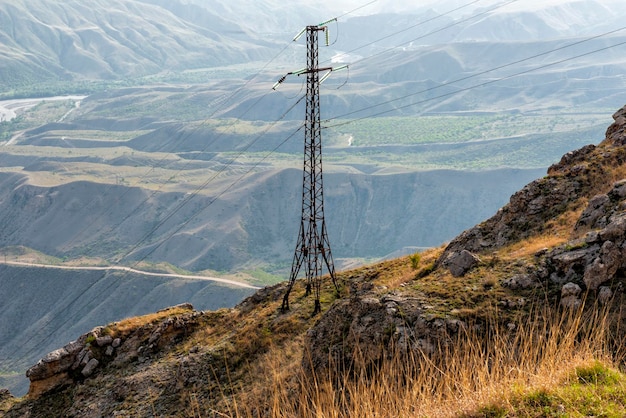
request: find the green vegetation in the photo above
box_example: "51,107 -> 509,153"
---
1,85 -> 611,175
244,268 -> 282,286
409,252 -> 421,269
0,246 -> 64,265
0,62 -> 263,102
0,99 -> 79,141
327,112 -> 611,147
477,362 -> 626,417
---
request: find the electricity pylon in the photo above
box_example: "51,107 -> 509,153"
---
274,22 -> 346,315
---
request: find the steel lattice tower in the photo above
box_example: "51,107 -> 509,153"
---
281,25 -> 338,315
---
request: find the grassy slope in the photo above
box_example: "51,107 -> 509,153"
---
3,232 -> 625,416
5,251 -> 625,417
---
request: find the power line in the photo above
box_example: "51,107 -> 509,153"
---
115,96 -> 307,266
0,112 -> 306,372
0,1 -> 382,374
325,0 -> 488,65
0,33 -> 305,268
323,29 -> 626,127
335,0 -> 378,21
328,0 -> 517,68
42,1 -> 380,261
2,0 -> 623,377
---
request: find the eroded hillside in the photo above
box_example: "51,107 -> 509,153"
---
3,106 -> 626,417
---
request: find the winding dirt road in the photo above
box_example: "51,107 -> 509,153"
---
0,260 -> 261,289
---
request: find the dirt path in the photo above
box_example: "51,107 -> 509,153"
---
0,260 -> 261,289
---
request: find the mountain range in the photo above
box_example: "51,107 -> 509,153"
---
3,102 -> 626,417
1,0 -> 626,400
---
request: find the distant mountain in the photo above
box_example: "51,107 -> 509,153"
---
454,0 -> 624,41
0,0 -> 271,87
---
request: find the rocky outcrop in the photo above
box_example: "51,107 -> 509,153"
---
439,105 -> 626,297
24,304 -> 201,399
438,105 -> 626,272
305,294 -> 462,374
306,106 -> 626,378
537,178 -> 626,294
26,333 -> 105,398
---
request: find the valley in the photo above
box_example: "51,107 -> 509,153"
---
1,0 -> 626,401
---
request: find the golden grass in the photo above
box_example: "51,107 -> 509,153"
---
106,305 -> 194,338
497,202 -> 587,260
210,302 -> 625,418
0,395 -> 18,414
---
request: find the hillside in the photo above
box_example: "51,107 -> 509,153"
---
0,263 -> 257,396
0,0 -> 270,89
0,167 -> 543,272
3,105 -> 626,417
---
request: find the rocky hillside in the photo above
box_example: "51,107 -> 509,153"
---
4,105 -> 626,416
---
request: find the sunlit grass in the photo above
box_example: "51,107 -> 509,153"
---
217,304 -> 625,418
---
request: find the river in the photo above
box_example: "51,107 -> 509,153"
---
0,95 -> 88,123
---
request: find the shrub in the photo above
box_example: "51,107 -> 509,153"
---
409,252 -> 421,270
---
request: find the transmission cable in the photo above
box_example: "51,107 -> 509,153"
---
2,0 -> 376,262
324,38 -> 626,128
0,0 -> 609,374
0,2 -> 383,372
0,110 -> 306,371
326,0 -> 516,69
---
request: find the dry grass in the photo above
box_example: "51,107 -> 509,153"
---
106,305 -> 194,338
0,395 -> 18,414
210,302 -> 625,418
499,204 -> 587,260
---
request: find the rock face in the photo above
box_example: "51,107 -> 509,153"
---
439,105 -> 626,268
516,175 -> 626,304
305,293 -> 463,374
438,105 -> 626,304
24,305 -> 201,399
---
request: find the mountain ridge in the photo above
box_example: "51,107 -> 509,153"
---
0,0 -> 270,87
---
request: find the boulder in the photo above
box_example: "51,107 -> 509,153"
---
96,336 -> 113,347
584,241 -> 621,290
502,274 -> 537,290
81,358 -> 100,377
598,286 -> 613,305
442,250 -> 480,277
560,282 -> 582,309
26,347 -> 74,381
